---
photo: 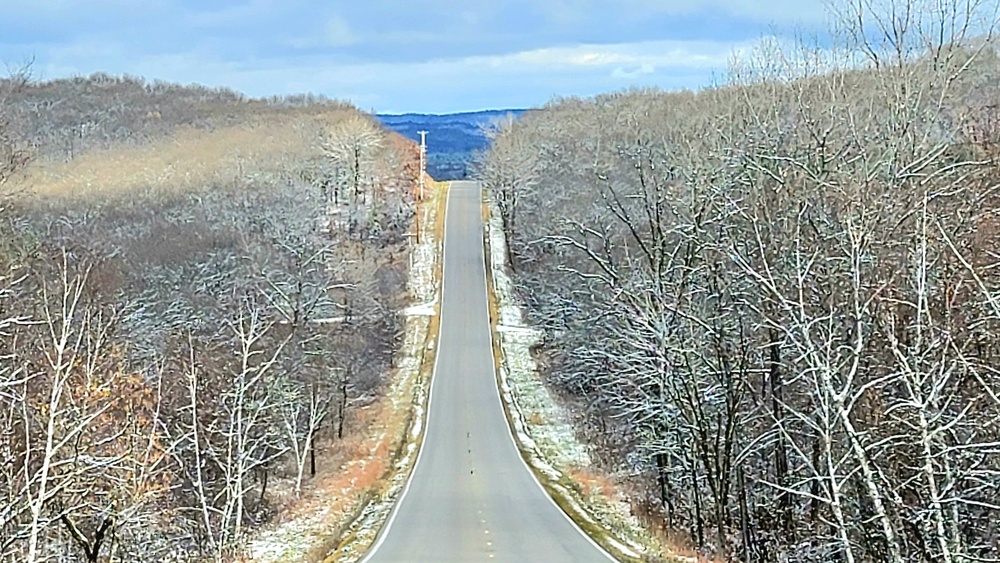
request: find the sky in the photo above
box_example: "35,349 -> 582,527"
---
1,0 -> 831,114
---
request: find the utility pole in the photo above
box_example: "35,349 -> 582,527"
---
418,130 -> 428,201
412,131 -> 428,246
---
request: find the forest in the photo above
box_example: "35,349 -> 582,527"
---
480,0 -> 1000,561
0,73 -> 420,561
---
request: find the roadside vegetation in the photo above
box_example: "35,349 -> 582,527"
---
480,1 -> 1000,561
0,72 -> 421,561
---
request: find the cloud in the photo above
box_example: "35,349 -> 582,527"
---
17,31 -> 782,112
188,0 -> 283,27
66,35 -> 767,112
322,16 -> 357,47
288,15 -> 357,48
0,0 -> 835,112
612,63 -> 656,78
473,38 -> 758,73
617,0 -> 828,24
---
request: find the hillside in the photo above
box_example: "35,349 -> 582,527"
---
377,109 -> 524,180
0,73 -> 423,562
480,20 -> 1000,563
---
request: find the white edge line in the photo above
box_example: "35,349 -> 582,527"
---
361,181 -> 620,562
477,183 -> 621,562
358,182 -> 452,563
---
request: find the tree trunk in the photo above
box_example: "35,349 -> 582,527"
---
338,371 -> 349,440
656,451 -> 673,529
738,466 -> 752,562
768,328 -> 792,537
61,515 -> 113,563
259,468 -> 269,506
309,431 -> 317,477
691,459 -> 704,549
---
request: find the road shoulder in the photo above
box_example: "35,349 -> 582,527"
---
481,190 -> 692,563
247,180 -> 448,563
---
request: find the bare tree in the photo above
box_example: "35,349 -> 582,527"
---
479,1 -> 1000,560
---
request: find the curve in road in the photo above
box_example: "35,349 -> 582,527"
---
361,181 -> 616,562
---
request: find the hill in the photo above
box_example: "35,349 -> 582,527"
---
377,109 -> 525,180
0,73 -> 423,562
478,21 -> 1000,563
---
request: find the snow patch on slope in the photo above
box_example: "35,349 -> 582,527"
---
249,189 -> 442,563
486,197 -> 658,561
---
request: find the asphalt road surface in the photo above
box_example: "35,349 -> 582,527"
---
361,181 -> 616,562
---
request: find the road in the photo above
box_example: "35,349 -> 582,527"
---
361,181 -> 616,562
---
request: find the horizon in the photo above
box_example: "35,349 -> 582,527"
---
16,70 -> 531,115
376,108 -> 527,116
3,0 -> 827,114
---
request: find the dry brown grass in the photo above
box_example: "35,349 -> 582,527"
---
309,405 -> 389,497
14,110 -> 359,199
231,400 -> 397,563
236,181 -> 448,563
567,467 -> 617,499
565,468 -> 707,562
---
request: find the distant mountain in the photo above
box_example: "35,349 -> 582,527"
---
377,109 -> 525,180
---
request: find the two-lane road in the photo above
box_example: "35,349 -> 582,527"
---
362,182 -> 616,562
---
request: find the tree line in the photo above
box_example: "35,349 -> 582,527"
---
480,1 -> 1000,561
2,70 -> 352,161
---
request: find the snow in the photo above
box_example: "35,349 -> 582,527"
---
485,199 -> 660,560
496,323 -> 542,335
411,404 -> 424,438
248,189 -> 442,563
487,209 -> 590,469
312,316 -> 347,324
606,536 -> 644,559
249,506 -> 334,561
327,194 -> 442,563
402,299 -> 436,317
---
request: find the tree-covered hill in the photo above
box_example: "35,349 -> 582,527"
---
1,72 -> 422,562
377,109 -> 524,180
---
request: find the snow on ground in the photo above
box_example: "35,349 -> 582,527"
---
249,506 -> 334,562
486,202 -> 589,469
248,188 -> 443,563
402,298 -> 436,317
496,323 -> 541,334
329,190 -> 442,563
486,199 -> 660,560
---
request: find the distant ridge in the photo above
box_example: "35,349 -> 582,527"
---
376,109 -> 525,180
377,109 -> 526,120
